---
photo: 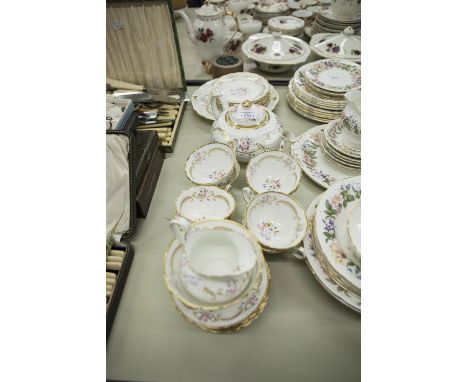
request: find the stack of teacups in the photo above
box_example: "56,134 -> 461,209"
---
253,0 -> 290,25
318,89 -> 361,172
164,217 -> 270,332
309,0 -> 360,35
287,58 -> 361,123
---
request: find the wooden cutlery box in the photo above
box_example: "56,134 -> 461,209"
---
106,130 -> 137,340
106,0 -> 187,152
134,129 -> 165,218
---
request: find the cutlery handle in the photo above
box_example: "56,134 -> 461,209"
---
106,78 -> 145,92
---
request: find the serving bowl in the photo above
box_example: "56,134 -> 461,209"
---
246,149 -> 302,194
242,32 -> 311,73
175,186 -> 235,222
185,142 -> 238,187
243,191 -> 307,251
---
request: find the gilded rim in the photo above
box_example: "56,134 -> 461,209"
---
184,142 -> 237,186
163,219 -> 265,311
245,149 -> 302,196
174,185 -> 236,222
244,191 -> 308,251
170,261 -> 271,332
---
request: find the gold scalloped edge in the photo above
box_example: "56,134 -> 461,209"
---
170,262 -> 271,333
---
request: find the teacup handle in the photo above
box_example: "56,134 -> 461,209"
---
242,186 -> 255,204
225,184 -> 232,193
292,246 -> 306,260
169,216 -> 191,247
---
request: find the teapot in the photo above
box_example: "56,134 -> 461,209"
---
176,1 -> 239,62
210,95 -> 293,163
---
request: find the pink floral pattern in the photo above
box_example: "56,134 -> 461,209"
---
262,176 -> 281,191
257,220 -> 280,241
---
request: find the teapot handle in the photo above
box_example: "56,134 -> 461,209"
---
223,8 -> 239,41
212,126 -> 237,152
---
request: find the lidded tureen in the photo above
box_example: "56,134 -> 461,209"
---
242,32 -> 311,73
210,97 -> 291,162
310,27 -> 361,62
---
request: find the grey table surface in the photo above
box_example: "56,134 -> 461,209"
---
175,8 -> 321,83
106,86 -> 361,382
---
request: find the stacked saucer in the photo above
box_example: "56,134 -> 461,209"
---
309,8 -> 360,35
164,218 -> 270,332
253,1 -> 290,24
287,59 -> 361,123
290,88 -> 361,188
302,176 -> 361,312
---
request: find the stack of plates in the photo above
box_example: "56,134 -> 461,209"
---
191,72 -> 279,121
253,1 -> 290,24
302,176 -> 361,312
308,8 -> 360,36
287,59 -> 361,123
320,120 -> 360,171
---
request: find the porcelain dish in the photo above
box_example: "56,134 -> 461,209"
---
211,99 -> 292,163
179,253 -> 251,304
291,124 -> 359,188
314,176 -> 361,294
191,77 -> 279,121
242,32 -> 311,73
244,191 -> 307,251
164,219 -> 264,311
175,186 -> 236,222
267,15 -> 305,36
173,258 -> 270,332
346,199 -> 361,267
309,8 -> 360,35
310,27 -> 361,62
185,142 -> 239,187
303,58 -> 361,93
246,149 -> 302,194
303,193 -> 361,312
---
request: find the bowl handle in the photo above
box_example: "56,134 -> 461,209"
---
169,216 -> 191,247
242,186 -> 255,204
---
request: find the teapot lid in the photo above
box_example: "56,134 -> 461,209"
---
196,1 -> 223,17
242,32 -> 311,65
310,27 -> 361,60
226,100 -> 270,129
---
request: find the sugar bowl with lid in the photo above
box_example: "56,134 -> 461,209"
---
210,97 -> 292,163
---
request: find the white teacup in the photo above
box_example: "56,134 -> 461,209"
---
170,216 -> 257,278
331,0 -> 360,20
185,142 -> 239,188
292,10 -> 313,26
239,19 -> 263,36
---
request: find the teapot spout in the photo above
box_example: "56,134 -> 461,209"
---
175,9 -> 197,45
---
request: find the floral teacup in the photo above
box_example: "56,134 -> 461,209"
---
185,142 -> 239,188
246,147 -> 302,195
340,89 -> 361,151
175,185 -> 235,222
242,191 -> 307,252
